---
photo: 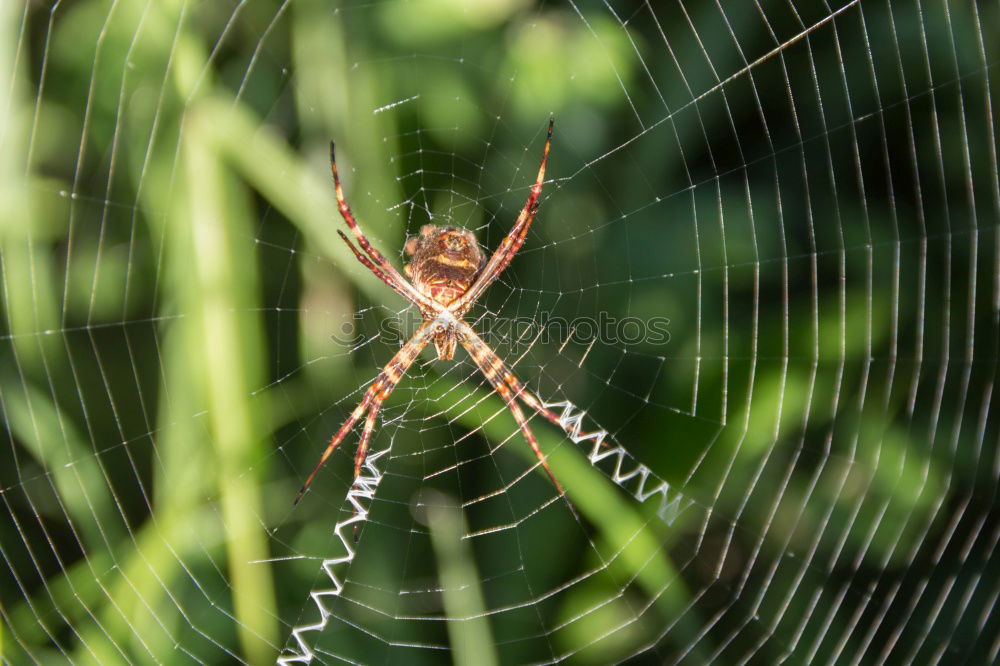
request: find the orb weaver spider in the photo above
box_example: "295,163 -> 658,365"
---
295,119 -> 571,506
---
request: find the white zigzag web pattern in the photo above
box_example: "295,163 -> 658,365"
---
277,448 -> 389,666
278,398 -> 692,664
541,400 -> 694,526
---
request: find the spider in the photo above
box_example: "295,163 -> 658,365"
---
294,119 -> 571,506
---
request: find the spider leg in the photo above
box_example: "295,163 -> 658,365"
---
499,372 -> 564,427
454,321 -> 563,421
351,331 -> 423,480
453,118 -> 553,315
294,323 -> 433,505
294,390 -> 374,505
337,230 -> 430,310
458,327 -> 566,498
330,142 -> 437,313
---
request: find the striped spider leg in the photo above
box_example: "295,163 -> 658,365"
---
451,118 -> 553,317
456,322 -> 565,496
294,322 -> 434,505
296,120 -> 562,507
330,141 -> 439,316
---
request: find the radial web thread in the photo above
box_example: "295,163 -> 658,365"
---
279,398 -> 693,664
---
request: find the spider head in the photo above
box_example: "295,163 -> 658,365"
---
432,329 -> 458,361
404,225 -> 486,307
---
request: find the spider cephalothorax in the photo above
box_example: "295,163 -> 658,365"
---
295,119 -> 568,508
404,225 -> 486,359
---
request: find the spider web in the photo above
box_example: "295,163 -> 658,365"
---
2,0 -> 998,664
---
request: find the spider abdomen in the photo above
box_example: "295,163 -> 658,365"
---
404,225 -> 486,307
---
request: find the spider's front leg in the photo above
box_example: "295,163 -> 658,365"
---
457,324 -> 567,498
295,323 -> 434,504
350,329 -> 430,479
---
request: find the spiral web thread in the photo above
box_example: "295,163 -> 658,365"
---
278,398 -> 694,664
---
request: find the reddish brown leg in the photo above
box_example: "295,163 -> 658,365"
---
500,373 -> 565,428
459,330 -> 566,497
495,375 -> 566,497
454,119 -> 554,314
456,322 -> 608,452
336,230 -> 428,310
294,389 -> 375,505
330,141 -> 431,307
330,143 -> 436,313
353,385 -> 391,482
294,324 -> 432,504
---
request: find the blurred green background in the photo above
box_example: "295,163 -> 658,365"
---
2,0 -> 998,664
